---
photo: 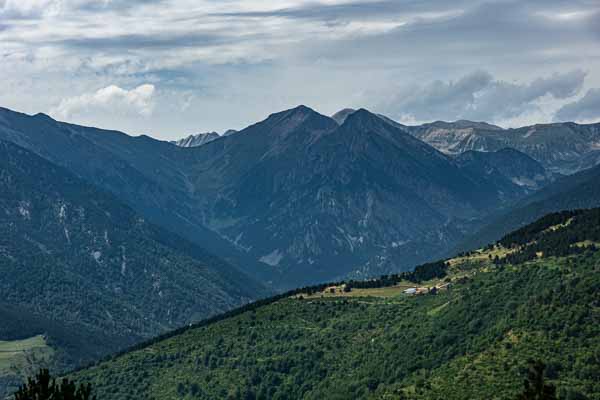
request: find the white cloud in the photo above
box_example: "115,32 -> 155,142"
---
555,88 -> 600,123
0,0 -> 62,17
380,70 -> 587,126
51,84 -> 156,120
0,0 -> 599,136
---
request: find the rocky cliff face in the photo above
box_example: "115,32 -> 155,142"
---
406,120 -> 600,174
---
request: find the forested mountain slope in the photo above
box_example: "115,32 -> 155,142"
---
72,209 -> 600,400
0,107 -> 263,280
0,140 -> 266,396
454,163 -> 600,253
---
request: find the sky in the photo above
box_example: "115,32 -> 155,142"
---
1,0 -> 599,140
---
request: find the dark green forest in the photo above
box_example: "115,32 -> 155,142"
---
69,209 -> 600,399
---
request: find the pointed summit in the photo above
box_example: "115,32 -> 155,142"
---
259,105 -> 337,138
270,105 -> 318,120
291,104 -> 314,115
341,108 -> 385,130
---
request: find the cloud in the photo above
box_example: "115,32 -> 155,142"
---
0,0 -> 62,17
51,84 -> 156,120
210,0 -> 467,21
1,0 -> 599,136
555,89 -> 600,122
382,70 -> 586,124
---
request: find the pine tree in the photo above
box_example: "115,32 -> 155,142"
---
13,369 -> 96,400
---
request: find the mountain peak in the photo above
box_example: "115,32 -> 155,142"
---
258,105 -> 337,138
265,105 -> 320,123
341,108 -> 382,128
286,105 -> 317,117
33,112 -> 55,122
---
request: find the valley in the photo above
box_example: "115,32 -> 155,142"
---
3,2 -> 600,398
70,209 -> 600,399
1,106 -> 579,289
1,106 -> 600,399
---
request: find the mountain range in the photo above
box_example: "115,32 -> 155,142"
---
2,106 -> 599,289
185,106 -> 550,285
334,108 -> 600,175
2,103 -> 600,397
172,130 -> 237,148
405,119 -> 600,175
173,132 -> 220,148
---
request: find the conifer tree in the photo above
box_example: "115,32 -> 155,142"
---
13,369 -> 95,400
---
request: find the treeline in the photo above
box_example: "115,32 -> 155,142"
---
495,208 -> 600,265
499,210 -> 583,248
345,260 -> 448,290
71,208 -> 600,376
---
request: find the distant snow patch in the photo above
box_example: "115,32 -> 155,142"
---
260,249 -> 284,266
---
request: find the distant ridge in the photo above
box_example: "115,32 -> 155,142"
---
0,104 -> 593,288
173,132 -> 220,147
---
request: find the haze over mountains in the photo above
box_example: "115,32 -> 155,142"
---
2,105 -> 600,289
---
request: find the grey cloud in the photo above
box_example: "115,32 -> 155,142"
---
76,0 -> 166,12
297,0 -> 600,68
54,31 -> 240,51
384,71 -> 493,121
210,0 -> 473,21
555,89 -> 600,122
382,70 -> 586,122
1,0 -> 599,137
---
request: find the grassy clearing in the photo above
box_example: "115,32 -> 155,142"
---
297,284 -> 417,299
295,216 -> 588,302
0,335 -> 53,376
543,218 -> 574,233
447,245 -> 513,267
